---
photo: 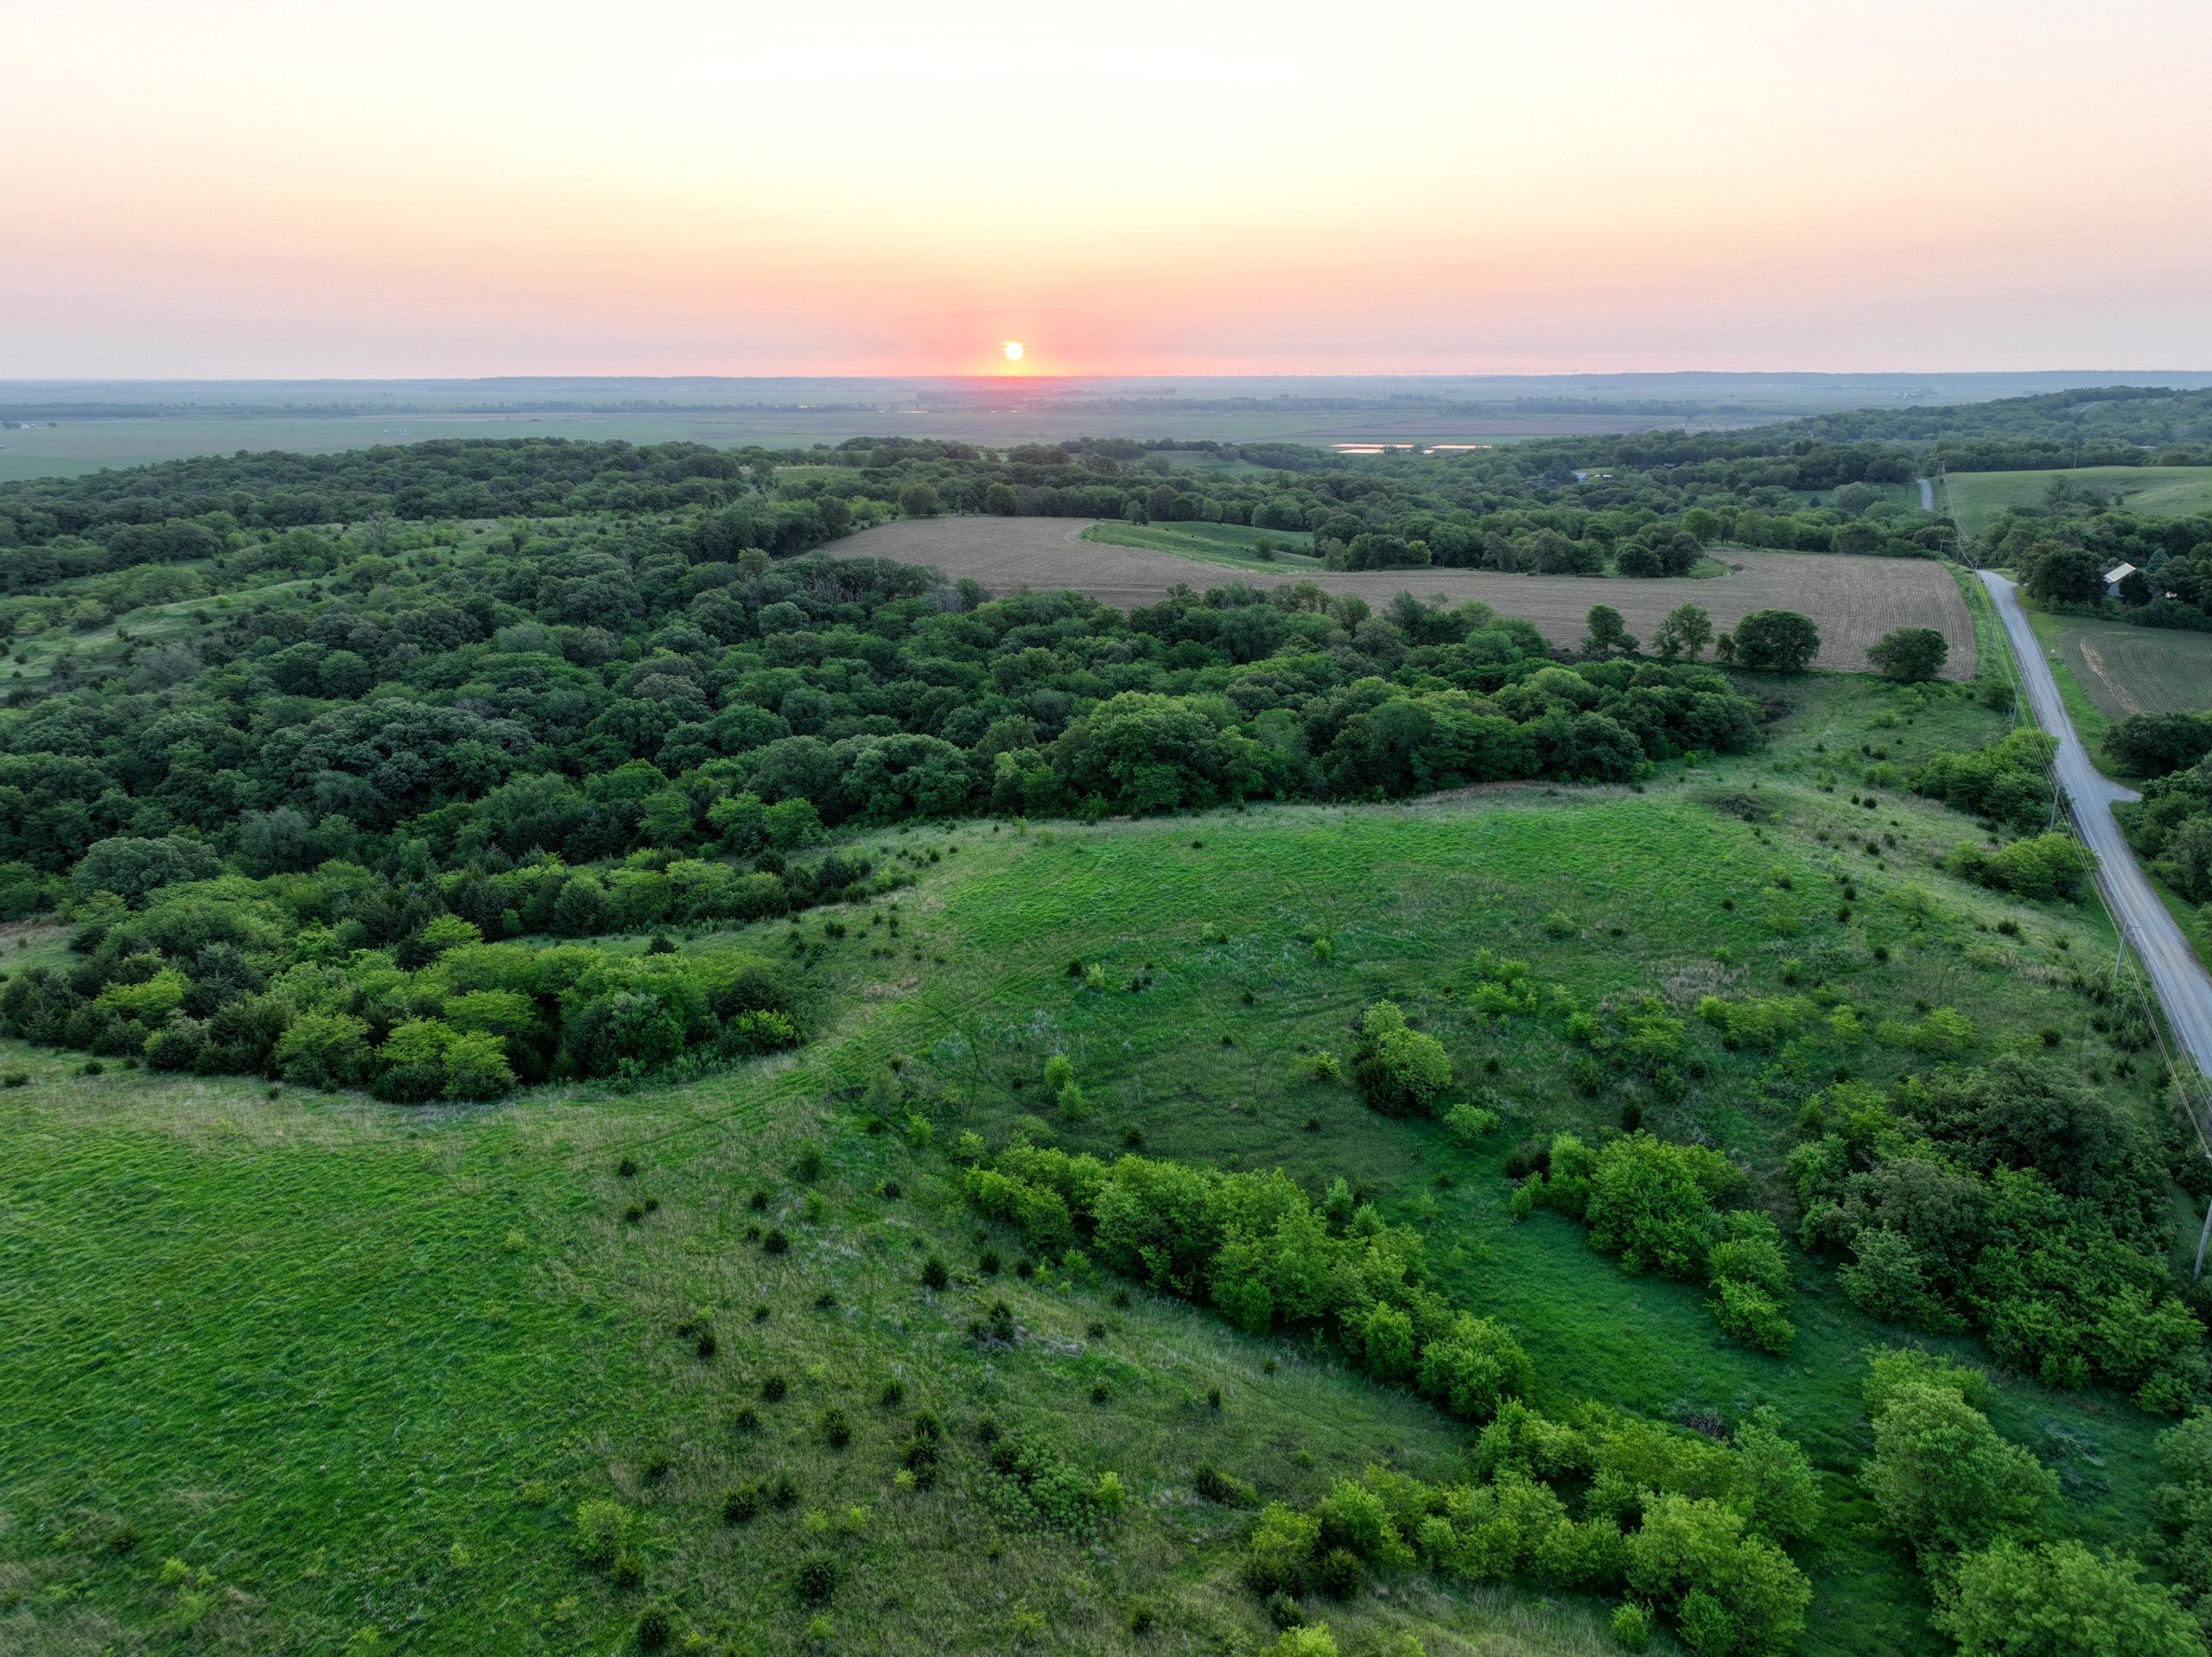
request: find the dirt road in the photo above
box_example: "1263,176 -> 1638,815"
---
830,517 -> 1975,677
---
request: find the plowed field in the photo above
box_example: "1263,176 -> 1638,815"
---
830,517 -> 1975,676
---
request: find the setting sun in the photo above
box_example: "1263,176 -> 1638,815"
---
1003,340 -> 1024,361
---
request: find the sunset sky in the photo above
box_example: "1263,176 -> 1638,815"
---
4,0 -> 2209,378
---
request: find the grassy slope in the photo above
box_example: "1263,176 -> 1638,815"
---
1947,466 -> 2212,539
1,676 -> 2190,1657
1080,519 -> 1322,572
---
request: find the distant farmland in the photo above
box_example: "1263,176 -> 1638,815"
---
832,517 -> 1975,677
1947,465 -> 2212,538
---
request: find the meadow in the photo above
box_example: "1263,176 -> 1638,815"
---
1946,467 -> 2212,539
3,669 -> 2188,1657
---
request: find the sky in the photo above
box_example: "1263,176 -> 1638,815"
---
3,0 -> 2209,378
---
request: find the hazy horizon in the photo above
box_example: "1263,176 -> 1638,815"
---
7,0 -> 2209,379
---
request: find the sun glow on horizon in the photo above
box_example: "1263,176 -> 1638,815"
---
3,0 -> 2209,375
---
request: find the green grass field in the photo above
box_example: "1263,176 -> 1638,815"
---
1080,518 -> 1321,571
3,666 -> 2192,1656
1947,466 -> 2212,539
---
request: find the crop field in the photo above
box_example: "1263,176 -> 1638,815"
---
3,670 -> 2185,1657
1946,466 -> 2212,538
2021,606 -> 2212,732
833,517 -> 1976,676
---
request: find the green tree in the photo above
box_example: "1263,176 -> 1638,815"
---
1415,1312 -> 1534,1422
1863,1377 -> 2056,1559
1936,1540 -> 2201,1657
1867,626 -> 1948,682
1582,605 -> 1636,657
1351,1000 -> 1452,1118
898,481 -> 941,517
983,482 -> 1020,516
1731,611 -> 1821,674
1651,604 -> 1714,663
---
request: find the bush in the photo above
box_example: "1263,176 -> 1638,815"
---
572,1498 -> 631,1565
1611,1602 -> 1652,1649
1416,1312 -> 1535,1423
1862,1371 -> 2055,1561
793,1554 -> 836,1604
1729,610 -> 1821,674
1442,1101 -> 1500,1146
1867,627 -> 1948,683
1936,1539 -> 2201,1657
1195,1464 -> 1259,1508
1351,1001 -> 1452,1118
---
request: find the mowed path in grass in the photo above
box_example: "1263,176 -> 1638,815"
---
830,517 -> 1976,677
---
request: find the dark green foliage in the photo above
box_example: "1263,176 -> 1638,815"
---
1795,1070 -> 2203,1407
793,1555 -> 836,1604
2106,712 -> 2212,778
1936,1539 -> 2202,1657
1195,1464 -> 1257,1507
1912,727 -> 2056,835
1866,626 -> 1948,682
1349,1000 -> 1453,1118
1538,1131 -> 1792,1353
1727,610 -> 1821,674
919,1254 -> 950,1290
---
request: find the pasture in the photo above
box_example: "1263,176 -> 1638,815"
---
834,517 -> 1977,676
1947,465 -> 2212,539
1,672 -> 2178,1657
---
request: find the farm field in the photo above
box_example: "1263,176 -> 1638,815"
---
2023,605 -> 2212,728
1,671 -> 2185,1657
833,517 -> 1976,676
1946,465 -> 2212,538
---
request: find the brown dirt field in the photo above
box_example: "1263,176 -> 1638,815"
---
830,517 -> 1976,677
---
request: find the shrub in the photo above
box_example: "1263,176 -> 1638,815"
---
1862,1372 -> 2055,1561
1867,627 -> 1948,683
1611,1602 -> 1653,1649
1195,1464 -> 1259,1508
1442,1101 -> 1500,1146
633,1605 -> 672,1651
793,1554 -> 836,1604
1416,1312 -> 1535,1424
920,1254 -> 950,1290
1730,610 -> 1821,674
572,1499 -> 631,1565
1246,1502 -> 1322,1595
1351,1001 -> 1452,1118
1936,1539 -> 2201,1657
821,1407 -> 852,1448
